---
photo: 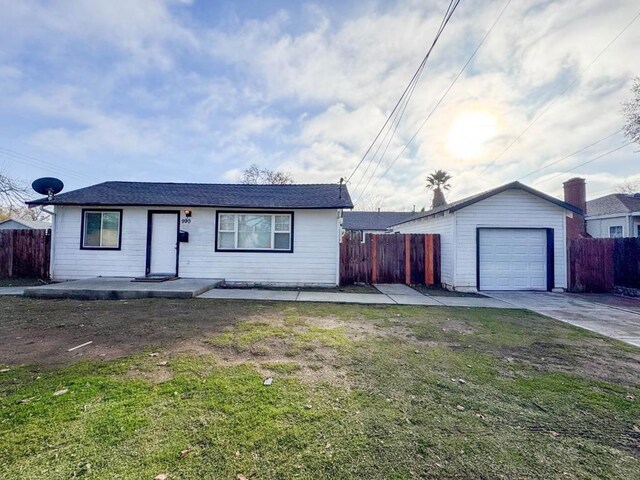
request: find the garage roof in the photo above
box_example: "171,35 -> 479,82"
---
26,181 -> 354,209
391,181 -> 582,227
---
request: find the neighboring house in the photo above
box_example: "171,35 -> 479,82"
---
0,218 -> 51,230
585,193 -> 640,238
389,181 -> 582,292
27,181 -> 353,286
342,211 -> 417,238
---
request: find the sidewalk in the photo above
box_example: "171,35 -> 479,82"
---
0,287 -> 25,296
197,284 -> 515,308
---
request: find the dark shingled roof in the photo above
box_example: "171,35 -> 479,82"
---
391,181 -> 582,227
27,181 -> 353,209
342,211 -> 418,231
586,193 -> 640,216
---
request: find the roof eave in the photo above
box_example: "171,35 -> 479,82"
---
25,200 -> 353,209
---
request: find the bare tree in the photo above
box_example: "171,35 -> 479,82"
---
0,170 -> 47,221
622,77 -> 640,147
616,179 -> 640,195
0,171 -> 27,207
354,194 -> 385,211
240,164 -> 294,185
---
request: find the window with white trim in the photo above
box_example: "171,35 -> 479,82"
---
82,210 -> 121,249
217,212 -> 292,251
609,225 -> 623,238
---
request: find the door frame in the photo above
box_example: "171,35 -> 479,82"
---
475,227 -> 554,292
146,210 -> 180,276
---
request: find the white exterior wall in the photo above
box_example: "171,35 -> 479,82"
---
586,215 -> 635,238
454,190 -> 567,290
391,213 -> 455,288
52,206 -> 340,285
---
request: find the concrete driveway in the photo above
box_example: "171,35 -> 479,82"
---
487,292 -> 640,347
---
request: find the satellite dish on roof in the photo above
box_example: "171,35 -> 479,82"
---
32,177 -> 64,200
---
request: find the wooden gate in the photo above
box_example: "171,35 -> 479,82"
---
340,233 -> 440,285
0,229 -> 51,279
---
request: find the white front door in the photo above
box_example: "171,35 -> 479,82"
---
149,213 -> 178,276
478,228 -> 548,291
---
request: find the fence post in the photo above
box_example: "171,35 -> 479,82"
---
8,230 -> 14,278
371,235 -> 377,284
404,235 -> 411,285
425,234 -> 434,286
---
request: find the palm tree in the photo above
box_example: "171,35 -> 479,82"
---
425,169 -> 452,209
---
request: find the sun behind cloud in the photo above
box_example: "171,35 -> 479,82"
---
446,110 -> 498,160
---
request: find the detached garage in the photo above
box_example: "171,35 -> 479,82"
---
390,182 -> 582,292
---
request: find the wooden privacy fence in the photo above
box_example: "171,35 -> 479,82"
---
340,233 -> 440,285
0,229 -> 51,279
568,237 -> 640,292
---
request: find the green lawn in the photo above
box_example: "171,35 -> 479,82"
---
1,298 -> 639,479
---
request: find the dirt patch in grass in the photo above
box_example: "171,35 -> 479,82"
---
205,312 -> 405,385
503,339 -> 640,388
0,297 -> 243,366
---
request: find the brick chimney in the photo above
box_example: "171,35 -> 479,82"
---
563,177 -> 587,240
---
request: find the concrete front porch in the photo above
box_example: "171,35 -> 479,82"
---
23,277 -> 223,300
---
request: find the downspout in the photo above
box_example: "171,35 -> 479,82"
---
33,206 -> 56,280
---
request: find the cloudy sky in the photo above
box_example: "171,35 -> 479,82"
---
1,0 -> 638,210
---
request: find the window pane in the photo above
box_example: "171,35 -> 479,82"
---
274,232 -> 290,250
219,231 -> 235,249
84,213 -> 102,246
238,214 -> 271,248
610,226 -> 622,238
101,212 -> 120,247
274,215 -> 290,232
219,214 -> 235,231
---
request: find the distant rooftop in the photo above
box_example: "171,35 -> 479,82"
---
342,211 -> 418,231
0,218 -> 51,229
586,193 -> 640,216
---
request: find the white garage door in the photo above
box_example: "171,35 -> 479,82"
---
478,228 -> 547,291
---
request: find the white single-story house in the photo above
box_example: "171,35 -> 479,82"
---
389,181 -> 582,292
585,193 -> 640,238
27,181 -> 353,286
341,210 -> 417,238
0,217 -> 51,230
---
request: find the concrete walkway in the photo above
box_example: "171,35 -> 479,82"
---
0,287 -> 25,296
487,292 -> 640,347
199,284 -> 515,308
23,277 -> 223,300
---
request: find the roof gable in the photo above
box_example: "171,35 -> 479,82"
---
27,182 -> 353,209
391,181 -> 582,227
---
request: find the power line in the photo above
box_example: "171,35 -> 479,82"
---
532,141 -> 634,186
347,0 -> 461,188
478,9 -> 640,176
0,146 -> 100,183
516,128 -> 623,181
357,0 -> 513,201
